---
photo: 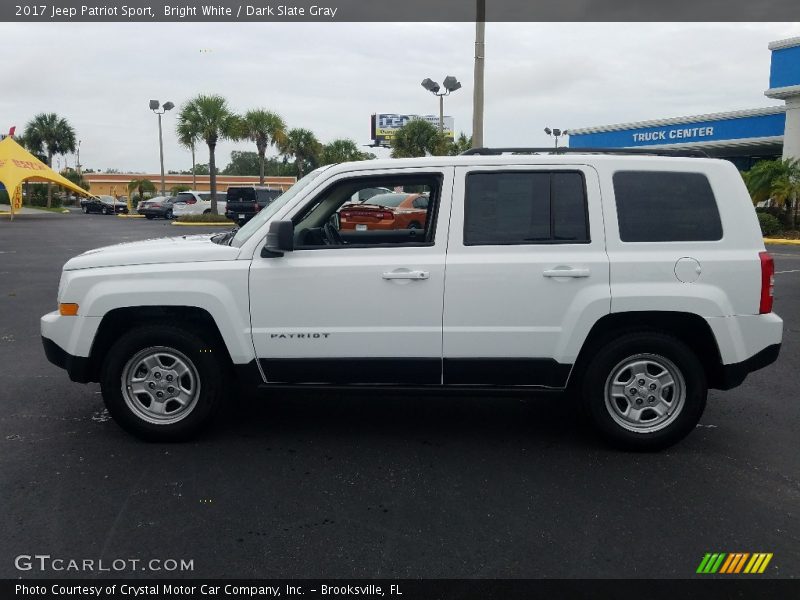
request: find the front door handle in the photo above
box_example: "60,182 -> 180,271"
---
543,267 -> 590,278
382,270 -> 430,280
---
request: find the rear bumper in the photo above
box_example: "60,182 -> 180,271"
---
42,337 -> 93,383
715,343 -> 781,390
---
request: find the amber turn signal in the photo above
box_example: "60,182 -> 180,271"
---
59,303 -> 79,316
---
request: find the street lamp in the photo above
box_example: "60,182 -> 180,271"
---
421,76 -> 462,134
150,100 -> 174,195
544,127 -> 568,149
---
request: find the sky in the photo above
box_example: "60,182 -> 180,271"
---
1,21 -> 798,173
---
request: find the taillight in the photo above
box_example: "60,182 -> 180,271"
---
759,251 -> 774,314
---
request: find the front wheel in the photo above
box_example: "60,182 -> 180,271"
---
100,325 -> 225,441
165,209 -> 173,220
102,207 -> 110,215
581,332 -> 707,451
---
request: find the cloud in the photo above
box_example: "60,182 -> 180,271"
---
0,22 -> 796,171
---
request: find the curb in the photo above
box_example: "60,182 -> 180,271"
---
117,214 -> 145,218
764,238 -> 800,246
172,221 -> 235,227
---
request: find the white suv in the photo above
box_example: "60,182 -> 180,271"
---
41,150 -> 782,449
171,190 -> 226,216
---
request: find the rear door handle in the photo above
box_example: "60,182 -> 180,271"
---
543,267 -> 590,278
382,270 -> 430,280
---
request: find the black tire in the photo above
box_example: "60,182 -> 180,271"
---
165,209 -> 173,220
580,332 -> 707,451
102,207 -> 110,215
82,206 -> 88,214
100,325 -> 225,442
203,209 -> 211,215
145,214 -> 154,220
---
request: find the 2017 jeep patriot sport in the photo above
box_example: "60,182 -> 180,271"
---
41,150 -> 782,449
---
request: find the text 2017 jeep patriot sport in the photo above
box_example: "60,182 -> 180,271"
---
41,150 -> 783,449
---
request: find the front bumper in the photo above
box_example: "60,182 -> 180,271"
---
138,208 -> 168,217
42,337 -> 93,383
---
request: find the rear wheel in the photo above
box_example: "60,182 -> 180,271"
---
203,209 -> 211,215
100,325 -> 225,441
581,332 -> 706,451
165,209 -> 173,219
102,207 -> 110,215
82,206 -> 88,214
145,214 -> 154,220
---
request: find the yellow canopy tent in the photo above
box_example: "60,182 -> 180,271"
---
0,136 -> 92,219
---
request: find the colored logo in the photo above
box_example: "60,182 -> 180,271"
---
696,552 -> 773,574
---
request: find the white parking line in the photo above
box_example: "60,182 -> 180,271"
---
776,269 -> 800,274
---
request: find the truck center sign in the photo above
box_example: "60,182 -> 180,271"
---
371,113 -> 455,147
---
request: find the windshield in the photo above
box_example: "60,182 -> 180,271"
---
231,168 -> 328,248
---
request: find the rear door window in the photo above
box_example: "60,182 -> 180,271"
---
464,171 -> 589,245
613,171 -> 723,242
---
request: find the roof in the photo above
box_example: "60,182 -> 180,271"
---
321,153 -> 726,176
568,106 -> 785,136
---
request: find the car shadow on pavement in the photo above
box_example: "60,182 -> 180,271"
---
213,388 -> 598,449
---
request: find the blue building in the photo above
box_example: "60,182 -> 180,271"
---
568,36 -> 800,171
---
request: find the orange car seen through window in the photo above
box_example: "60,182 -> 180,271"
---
339,192 -> 429,231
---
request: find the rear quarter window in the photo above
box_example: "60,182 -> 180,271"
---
613,171 -> 723,242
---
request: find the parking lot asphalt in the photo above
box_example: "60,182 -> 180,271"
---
0,212 -> 798,579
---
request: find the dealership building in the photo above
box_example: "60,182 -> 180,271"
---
568,36 -> 800,170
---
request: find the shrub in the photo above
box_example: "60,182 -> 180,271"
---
757,212 -> 782,237
26,184 -> 63,208
176,213 -> 235,224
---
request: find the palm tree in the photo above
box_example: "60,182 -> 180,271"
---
280,128 -> 321,178
241,109 -> 287,184
321,139 -> 374,165
743,158 -> 800,229
449,132 -> 473,155
177,95 -> 240,214
390,119 -> 448,158
23,113 -> 77,208
127,178 -> 157,206
176,105 -> 201,189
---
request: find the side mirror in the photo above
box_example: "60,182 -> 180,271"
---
262,220 -> 294,257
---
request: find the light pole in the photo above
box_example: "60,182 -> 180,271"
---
421,76 -> 462,135
76,140 -> 81,176
472,0 -> 485,148
150,100 -> 174,195
544,127 -> 568,150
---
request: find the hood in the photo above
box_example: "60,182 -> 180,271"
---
63,234 -> 240,271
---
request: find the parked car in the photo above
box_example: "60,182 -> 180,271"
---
224,186 -> 283,225
339,192 -> 429,231
81,195 -> 128,215
42,149 -> 782,448
171,191 -> 225,217
138,196 -> 177,220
